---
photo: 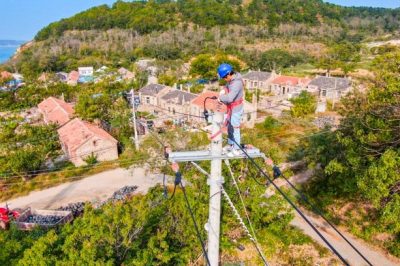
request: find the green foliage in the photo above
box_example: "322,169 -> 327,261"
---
0,121 -> 60,180
289,91 -> 317,118
190,54 -> 242,79
299,50 -> 400,256
34,0 -> 400,42
317,42 -> 361,75
158,74 -> 177,86
84,153 -> 98,165
263,116 -> 281,130
252,49 -> 311,72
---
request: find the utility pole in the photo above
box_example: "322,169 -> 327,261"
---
207,111 -> 224,266
167,111 -> 264,266
130,89 -> 139,150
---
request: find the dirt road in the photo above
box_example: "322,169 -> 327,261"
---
291,211 -> 400,266
1,167 -> 164,209
1,165 -> 398,265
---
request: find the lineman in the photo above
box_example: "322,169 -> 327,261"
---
217,63 -> 244,156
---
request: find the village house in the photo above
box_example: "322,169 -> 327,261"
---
67,71 -> 79,85
307,76 -> 352,101
56,72 -> 68,82
57,118 -> 118,167
78,67 -> 94,76
38,97 -> 74,126
0,71 -> 24,90
138,83 -> 172,113
118,67 -> 135,80
242,70 -> 277,93
78,67 -> 94,83
190,91 -> 257,128
270,76 -> 311,99
159,89 -> 197,120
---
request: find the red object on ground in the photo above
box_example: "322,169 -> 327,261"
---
0,205 -> 21,230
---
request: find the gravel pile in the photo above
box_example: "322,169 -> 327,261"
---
57,202 -> 85,217
313,116 -> 335,128
109,185 -> 138,202
26,215 -> 64,225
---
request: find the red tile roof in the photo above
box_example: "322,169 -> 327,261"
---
191,91 -> 227,112
38,97 -> 74,125
57,118 -> 117,157
271,76 -> 311,86
1,71 -> 12,79
68,71 -> 79,81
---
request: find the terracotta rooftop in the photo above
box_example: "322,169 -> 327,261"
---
191,91 -> 227,112
1,71 -> 13,79
57,118 -> 117,156
271,76 -> 311,86
38,97 -> 74,125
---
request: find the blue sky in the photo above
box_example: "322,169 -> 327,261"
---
0,0 -> 399,40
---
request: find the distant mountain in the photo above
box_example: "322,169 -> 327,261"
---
0,40 -> 26,47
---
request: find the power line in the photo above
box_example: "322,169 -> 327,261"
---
0,146 -> 144,179
191,161 -> 269,266
1,158 -> 146,186
225,122 -> 349,265
276,171 -> 373,266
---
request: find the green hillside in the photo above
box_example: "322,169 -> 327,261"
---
35,0 -> 399,41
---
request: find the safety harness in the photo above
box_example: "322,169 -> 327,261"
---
210,79 -> 244,140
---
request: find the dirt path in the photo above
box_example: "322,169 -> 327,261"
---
291,210 -> 400,266
264,165 -> 400,265
2,164 -> 398,265
1,167 -> 164,209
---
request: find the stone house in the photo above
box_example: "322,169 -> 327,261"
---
38,97 -> 74,126
307,76 -> 352,101
57,118 -> 118,166
190,91 -> 257,128
78,67 -> 94,77
67,71 -> 79,85
242,70 -> 277,92
118,67 -> 135,80
159,89 -> 197,120
138,83 -> 172,113
270,76 -> 311,99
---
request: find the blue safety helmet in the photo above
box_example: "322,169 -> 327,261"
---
217,63 -> 233,79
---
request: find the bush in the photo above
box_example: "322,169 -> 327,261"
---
289,91 -> 317,118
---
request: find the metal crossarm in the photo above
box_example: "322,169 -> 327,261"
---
168,148 -> 265,162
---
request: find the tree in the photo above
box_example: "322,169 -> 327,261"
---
300,50 -> 400,256
289,91 -> 317,118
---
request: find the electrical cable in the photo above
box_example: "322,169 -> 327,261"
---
190,161 -> 269,266
225,120 -> 350,266
275,170 -> 373,266
173,169 -> 210,266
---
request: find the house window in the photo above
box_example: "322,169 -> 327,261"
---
254,81 -> 258,87
322,90 -> 327,97
146,97 -> 150,104
173,108 -> 176,115
93,140 -> 97,147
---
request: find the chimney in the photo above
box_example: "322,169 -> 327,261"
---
180,84 -> 183,91
187,85 -> 190,93
173,83 -> 177,90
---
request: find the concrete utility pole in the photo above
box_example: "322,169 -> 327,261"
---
167,112 -> 264,266
207,111 -> 224,266
130,89 -> 139,150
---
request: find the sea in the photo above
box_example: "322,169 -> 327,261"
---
0,40 -> 25,64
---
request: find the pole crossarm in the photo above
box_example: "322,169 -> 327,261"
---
167,148 -> 265,162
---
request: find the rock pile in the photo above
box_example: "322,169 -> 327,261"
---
109,186 -> 138,201
57,202 -> 85,217
26,214 -> 64,225
313,116 -> 335,128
